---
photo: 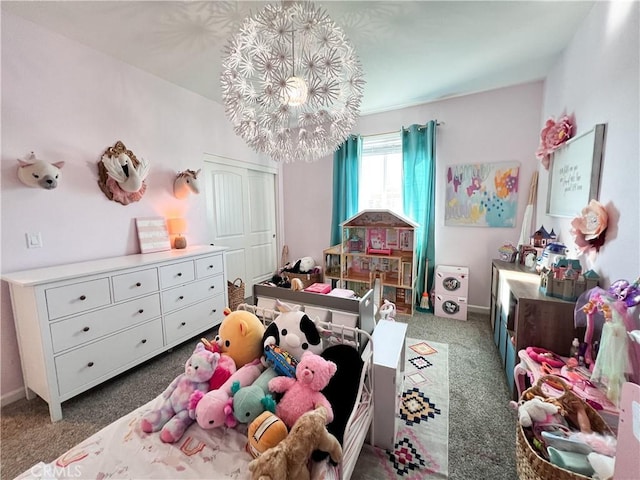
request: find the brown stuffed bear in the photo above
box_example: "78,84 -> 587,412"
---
248,406 -> 342,480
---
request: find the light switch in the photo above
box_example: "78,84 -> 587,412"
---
26,232 -> 43,248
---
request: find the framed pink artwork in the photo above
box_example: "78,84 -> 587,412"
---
135,217 -> 171,253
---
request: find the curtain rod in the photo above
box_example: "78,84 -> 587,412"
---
362,121 -> 443,139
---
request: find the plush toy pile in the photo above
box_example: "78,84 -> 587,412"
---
142,299 -> 361,477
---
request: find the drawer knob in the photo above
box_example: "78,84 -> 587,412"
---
82,326 -> 90,332
136,282 -> 142,287
181,322 -> 186,326
87,361 -> 94,367
79,295 -> 87,301
138,309 -> 144,314
179,295 -> 184,300
177,272 -> 182,277
212,309 -> 217,313
210,285 -> 215,289
141,339 -> 147,344
208,265 -> 213,269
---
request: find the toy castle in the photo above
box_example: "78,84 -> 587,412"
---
539,259 -> 600,301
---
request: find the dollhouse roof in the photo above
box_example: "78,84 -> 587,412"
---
341,209 -> 418,228
555,258 -> 582,270
583,269 -> 600,279
531,225 -> 555,239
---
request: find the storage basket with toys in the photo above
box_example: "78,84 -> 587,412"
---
512,375 -> 616,480
227,277 -> 245,311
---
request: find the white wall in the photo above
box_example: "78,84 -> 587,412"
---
284,81 -> 544,308
283,1 -> 639,311
536,1 -> 639,286
0,13 -> 274,400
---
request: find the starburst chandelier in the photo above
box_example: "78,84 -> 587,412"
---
220,2 -> 365,163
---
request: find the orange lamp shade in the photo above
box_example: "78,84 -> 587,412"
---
167,218 -> 187,235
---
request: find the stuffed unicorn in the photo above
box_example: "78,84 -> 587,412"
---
140,342 -> 219,443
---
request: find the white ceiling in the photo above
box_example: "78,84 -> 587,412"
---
2,1 -> 595,115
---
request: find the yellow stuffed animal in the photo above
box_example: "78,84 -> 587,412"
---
248,406 -> 342,480
214,308 -> 265,368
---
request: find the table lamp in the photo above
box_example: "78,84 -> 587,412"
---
168,217 -> 188,249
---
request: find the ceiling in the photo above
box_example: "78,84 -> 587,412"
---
3,1 -> 595,115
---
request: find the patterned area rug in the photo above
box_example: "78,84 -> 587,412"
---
352,338 -> 449,479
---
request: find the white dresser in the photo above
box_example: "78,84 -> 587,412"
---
2,245 -> 228,421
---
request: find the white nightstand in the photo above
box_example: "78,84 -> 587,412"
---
371,319 -> 408,450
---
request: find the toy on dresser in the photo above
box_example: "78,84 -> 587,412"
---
140,342 -> 219,443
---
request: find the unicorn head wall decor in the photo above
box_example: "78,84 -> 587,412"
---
17,152 -> 65,190
174,169 -> 201,199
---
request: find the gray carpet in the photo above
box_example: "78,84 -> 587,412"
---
0,311 -> 516,480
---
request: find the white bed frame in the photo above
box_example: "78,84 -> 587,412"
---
237,303 -> 374,480
16,305 -> 374,480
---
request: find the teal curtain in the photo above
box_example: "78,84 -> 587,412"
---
402,121 -> 437,310
330,135 -> 361,246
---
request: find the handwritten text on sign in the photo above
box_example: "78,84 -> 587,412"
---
557,164 -> 583,194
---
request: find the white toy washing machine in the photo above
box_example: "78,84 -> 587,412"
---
434,265 -> 469,320
434,294 -> 468,320
434,265 -> 469,297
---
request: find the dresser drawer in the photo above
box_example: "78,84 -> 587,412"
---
164,296 -> 225,345
50,294 -> 161,353
55,318 -> 163,397
159,261 -> 195,288
161,276 -> 224,313
112,268 -> 159,302
45,278 -> 112,320
195,254 -> 224,278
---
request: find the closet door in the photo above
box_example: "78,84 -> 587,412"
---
203,160 -> 278,299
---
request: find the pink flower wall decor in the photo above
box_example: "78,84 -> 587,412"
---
571,199 -> 608,254
535,115 -> 574,169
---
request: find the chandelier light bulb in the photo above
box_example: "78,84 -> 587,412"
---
221,2 -> 365,163
282,76 -> 308,106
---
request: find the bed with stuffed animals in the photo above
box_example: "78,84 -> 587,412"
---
16,301 -> 374,480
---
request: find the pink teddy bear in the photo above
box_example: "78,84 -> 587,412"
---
268,351 -> 337,428
141,342 -> 219,443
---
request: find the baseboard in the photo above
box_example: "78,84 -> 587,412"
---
1,388 -> 25,407
468,305 -> 489,315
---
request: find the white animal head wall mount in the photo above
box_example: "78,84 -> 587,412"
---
97,141 -> 149,205
17,152 -> 65,190
173,169 -> 201,199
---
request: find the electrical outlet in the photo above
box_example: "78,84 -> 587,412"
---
26,232 -> 43,249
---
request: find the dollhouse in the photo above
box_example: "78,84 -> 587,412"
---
323,210 -> 418,314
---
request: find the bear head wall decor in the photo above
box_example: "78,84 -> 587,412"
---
17,152 -> 65,190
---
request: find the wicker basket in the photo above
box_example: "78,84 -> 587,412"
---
515,375 -> 613,480
227,277 -> 245,311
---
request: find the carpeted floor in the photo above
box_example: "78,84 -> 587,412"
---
353,339 -> 449,479
0,311 -> 517,480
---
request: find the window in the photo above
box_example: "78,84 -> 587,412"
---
359,132 -> 403,215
